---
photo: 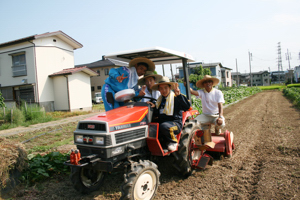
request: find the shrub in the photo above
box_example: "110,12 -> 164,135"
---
4,107 -> 25,125
287,83 -> 300,88
283,87 -> 300,108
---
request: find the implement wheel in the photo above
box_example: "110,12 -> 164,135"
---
70,166 -> 106,194
172,122 -> 201,177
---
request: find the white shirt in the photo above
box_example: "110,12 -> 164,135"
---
196,88 -> 225,115
141,87 -> 161,102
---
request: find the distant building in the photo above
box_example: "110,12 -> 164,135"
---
270,71 -> 285,84
294,66 -> 300,83
232,70 -> 270,86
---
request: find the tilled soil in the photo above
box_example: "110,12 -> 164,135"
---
4,90 -> 300,200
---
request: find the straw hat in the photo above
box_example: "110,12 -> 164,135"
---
151,76 -> 177,90
129,57 -> 155,72
196,75 -> 219,88
138,71 -> 163,85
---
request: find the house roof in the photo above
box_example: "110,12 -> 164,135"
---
0,30 -> 83,49
75,58 -> 128,68
48,66 -> 98,77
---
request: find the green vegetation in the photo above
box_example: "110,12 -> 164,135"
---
191,86 -> 262,114
0,103 -> 104,130
283,87 -> 300,108
21,152 -> 69,185
178,65 -> 211,85
0,92 -> 4,108
258,85 -> 285,90
287,83 -> 300,88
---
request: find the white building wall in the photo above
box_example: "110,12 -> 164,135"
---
0,42 -> 36,87
52,76 -> 69,111
68,73 -> 92,111
34,36 -> 75,103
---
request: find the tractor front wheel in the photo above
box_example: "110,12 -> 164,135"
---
121,160 -> 160,200
70,166 -> 106,194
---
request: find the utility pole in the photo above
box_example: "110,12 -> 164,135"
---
162,64 -> 165,76
170,64 -> 174,81
286,49 -> 291,69
286,49 -> 292,83
248,51 -> 252,87
235,58 -> 239,86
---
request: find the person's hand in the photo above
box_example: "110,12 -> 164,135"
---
138,85 -> 146,97
217,117 -> 223,126
190,88 -> 194,92
174,83 -> 180,96
116,74 -> 128,83
146,101 -> 155,108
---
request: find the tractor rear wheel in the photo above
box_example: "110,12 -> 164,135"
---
70,166 -> 106,194
172,122 -> 201,177
121,160 -> 160,200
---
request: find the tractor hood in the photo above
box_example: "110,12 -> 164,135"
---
83,105 -> 149,132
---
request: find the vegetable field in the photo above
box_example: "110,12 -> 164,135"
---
192,87 -> 261,114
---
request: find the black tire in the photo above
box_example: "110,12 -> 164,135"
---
70,166 -> 106,194
172,122 -> 201,177
121,160 -> 160,200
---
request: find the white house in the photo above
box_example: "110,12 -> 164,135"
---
0,31 -> 94,111
49,66 -> 98,111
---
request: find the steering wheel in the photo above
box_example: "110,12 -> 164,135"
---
133,96 -> 157,102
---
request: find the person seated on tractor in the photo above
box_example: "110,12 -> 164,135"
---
101,57 -> 155,111
137,71 -> 162,103
190,75 -> 225,135
147,77 -> 191,151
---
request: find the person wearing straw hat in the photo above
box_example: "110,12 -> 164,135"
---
138,71 -> 162,103
101,57 -> 155,111
147,77 -> 191,151
190,75 -> 225,136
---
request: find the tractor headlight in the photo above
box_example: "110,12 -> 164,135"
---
95,136 -> 104,145
75,135 -> 83,143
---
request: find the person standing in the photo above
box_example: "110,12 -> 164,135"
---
190,75 -> 225,135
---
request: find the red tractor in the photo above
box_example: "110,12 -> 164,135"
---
64,47 -> 234,199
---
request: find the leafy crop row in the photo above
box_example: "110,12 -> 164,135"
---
21,152 -> 69,185
191,87 -> 261,114
283,87 -> 300,108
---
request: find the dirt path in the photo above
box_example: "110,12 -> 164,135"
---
4,91 -> 300,200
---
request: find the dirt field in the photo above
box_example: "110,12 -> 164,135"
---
3,90 -> 300,200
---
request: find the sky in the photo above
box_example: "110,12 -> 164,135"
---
1,0 -> 299,78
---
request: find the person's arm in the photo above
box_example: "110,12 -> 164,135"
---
190,88 -> 199,96
174,83 -> 191,110
109,67 -> 128,82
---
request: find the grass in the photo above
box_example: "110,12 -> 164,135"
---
5,122 -> 77,154
0,103 -> 105,131
258,85 -> 286,90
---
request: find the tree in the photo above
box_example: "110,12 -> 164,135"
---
188,65 -> 211,85
0,92 -> 5,108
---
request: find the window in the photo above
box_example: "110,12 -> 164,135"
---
105,68 -> 109,75
226,71 -> 229,78
1,87 -> 13,100
97,86 -> 101,90
12,53 -> 27,77
91,86 -> 95,91
97,70 -> 100,76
